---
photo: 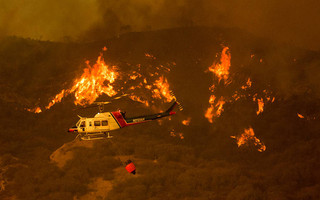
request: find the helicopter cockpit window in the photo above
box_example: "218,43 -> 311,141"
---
94,121 -> 101,126
102,120 -> 108,126
80,121 -> 86,127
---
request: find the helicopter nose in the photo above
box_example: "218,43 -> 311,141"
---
68,126 -> 78,132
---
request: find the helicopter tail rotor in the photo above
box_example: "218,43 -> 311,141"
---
170,91 -> 183,111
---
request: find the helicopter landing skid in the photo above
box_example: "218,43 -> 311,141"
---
77,132 -> 113,141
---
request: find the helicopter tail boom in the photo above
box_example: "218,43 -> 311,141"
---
111,101 -> 177,128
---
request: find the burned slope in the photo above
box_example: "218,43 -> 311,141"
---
0,27 -> 320,199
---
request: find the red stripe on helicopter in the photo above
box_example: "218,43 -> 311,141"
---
111,111 -> 150,128
111,112 -> 128,128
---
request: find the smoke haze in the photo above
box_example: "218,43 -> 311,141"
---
0,0 -> 102,41
1,0 -> 320,50
1,6 -> 320,198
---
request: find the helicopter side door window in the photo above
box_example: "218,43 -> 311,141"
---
102,120 -> 108,126
89,121 -> 92,126
94,121 -> 101,126
80,121 -> 86,127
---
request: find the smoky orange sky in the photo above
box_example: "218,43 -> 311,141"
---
1,0 -> 320,50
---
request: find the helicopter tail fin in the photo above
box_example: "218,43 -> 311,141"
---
165,101 -> 178,113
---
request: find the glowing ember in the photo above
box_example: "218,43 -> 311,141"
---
246,78 -> 252,87
241,78 -> 252,90
130,75 -> 139,80
297,113 -> 305,119
129,71 -> 142,80
34,107 -> 42,113
231,127 -> 266,152
256,98 -> 264,115
170,129 -> 184,140
209,95 -> 216,104
170,128 -> 175,137
26,107 -> 42,113
182,117 -> 191,126
232,93 -> 240,101
208,47 -> 231,83
145,53 -> 156,59
145,85 -> 152,90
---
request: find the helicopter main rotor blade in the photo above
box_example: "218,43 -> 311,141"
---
73,93 -> 128,111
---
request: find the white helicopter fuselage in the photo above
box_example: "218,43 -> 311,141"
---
76,112 -> 121,134
68,101 -> 178,140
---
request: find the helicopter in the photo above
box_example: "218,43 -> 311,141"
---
68,100 -> 179,140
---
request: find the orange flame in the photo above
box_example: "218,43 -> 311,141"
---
29,48 -> 177,112
297,113 -> 304,119
231,127 -> 266,152
182,117 -> 191,126
43,54 -> 118,109
205,96 -> 225,123
241,78 -> 252,89
215,98 -> 226,117
205,104 -> 215,123
256,98 -> 264,115
129,71 -> 142,80
130,75 -> 138,80
152,76 -> 174,102
232,92 -> 242,101
205,47 -> 231,122
208,47 -> 231,83
26,107 -> 42,113
34,107 -> 42,113
205,95 -> 216,123
128,95 -> 149,107
71,55 -> 118,105
46,89 -> 66,110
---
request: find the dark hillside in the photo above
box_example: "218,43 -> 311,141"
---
0,27 -> 320,200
